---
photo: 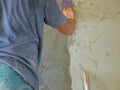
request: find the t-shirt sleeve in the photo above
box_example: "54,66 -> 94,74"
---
44,0 -> 67,28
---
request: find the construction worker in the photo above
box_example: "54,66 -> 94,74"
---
0,0 -> 75,90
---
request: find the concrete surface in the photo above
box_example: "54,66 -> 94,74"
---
69,0 -> 120,90
39,25 -> 71,90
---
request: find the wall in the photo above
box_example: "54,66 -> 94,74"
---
39,25 -> 71,90
69,0 -> 120,90
39,0 -> 120,90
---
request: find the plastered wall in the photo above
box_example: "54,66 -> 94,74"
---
39,25 -> 71,90
69,0 -> 120,90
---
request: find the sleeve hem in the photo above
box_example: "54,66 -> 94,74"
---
53,16 -> 68,28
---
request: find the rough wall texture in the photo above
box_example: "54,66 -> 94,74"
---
39,25 -> 71,90
69,0 -> 120,90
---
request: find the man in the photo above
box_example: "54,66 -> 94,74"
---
0,0 -> 75,90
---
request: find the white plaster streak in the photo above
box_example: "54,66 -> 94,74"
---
83,71 -> 89,90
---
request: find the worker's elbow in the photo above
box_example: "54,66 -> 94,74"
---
64,21 -> 75,36
57,24 -> 75,36
66,25 -> 75,36
57,19 -> 75,36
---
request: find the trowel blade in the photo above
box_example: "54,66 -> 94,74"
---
62,0 -> 73,9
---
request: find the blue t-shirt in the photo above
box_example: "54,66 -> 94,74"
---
0,0 -> 67,90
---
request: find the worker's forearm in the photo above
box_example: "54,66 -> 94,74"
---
57,8 -> 75,35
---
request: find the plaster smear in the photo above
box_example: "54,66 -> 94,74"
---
69,0 -> 120,90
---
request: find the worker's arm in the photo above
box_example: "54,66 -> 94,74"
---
57,19 -> 75,36
57,8 -> 75,36
44,0 -> 75,35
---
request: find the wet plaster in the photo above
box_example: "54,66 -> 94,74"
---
69,0 -> 120,90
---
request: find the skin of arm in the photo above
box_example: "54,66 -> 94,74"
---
57,8 -> 75,36
57,19 -> 75,36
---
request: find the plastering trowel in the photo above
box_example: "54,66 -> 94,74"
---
62,0 -> 73,9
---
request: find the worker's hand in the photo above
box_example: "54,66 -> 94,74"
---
63,7 -> 75,21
